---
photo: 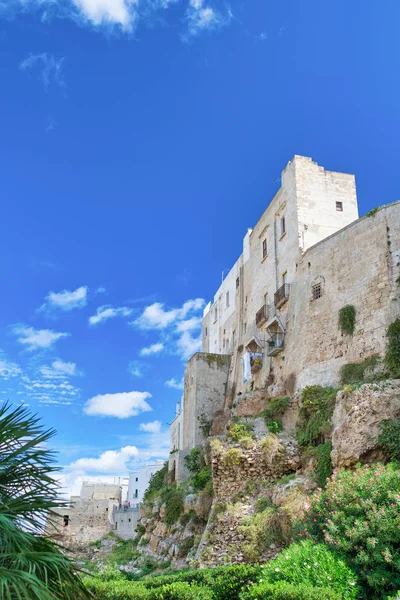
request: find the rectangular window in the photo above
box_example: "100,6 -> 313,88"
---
135,489 -> 138,498
244,322 -> 247,333
236,277 -> 240,289
336,201 -> 343,211
205,327 -> 208,336
262,238 -> 267,258
281,216 -> 286,236
312,283 -> 322,300
226,291 -> 230,307
135,477 -> 138,482
232,330 -> 236,348
223,338 -> 225,349
214,307 -> 218,322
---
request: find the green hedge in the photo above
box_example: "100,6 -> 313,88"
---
85,580 -> 214,599
240,581 -> 341,600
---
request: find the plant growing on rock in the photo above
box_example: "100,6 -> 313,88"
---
296,385 -> 338,446
300,463 -> 400,597
386,318 -> 400,378
223,448 -> 243,467
229,422 -> 254,442
338,304 -> 356,336
377,419 -> 400,461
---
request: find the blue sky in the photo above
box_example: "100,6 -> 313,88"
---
0,0 -> 399,494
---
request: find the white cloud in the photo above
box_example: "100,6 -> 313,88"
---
72,0 -> 137,29
83,391 -> 152,418
52,359 -> 78,376
20,52 -> 66,88
128,360 -> 147,378
175,316 -> 202,332
185,0 -> 231,39
40,286 -> 88,312
89,305 -> 133,326
165,377 -> 184,390
0,352 -> 22,380
176,330 -> 202,360
139,420 -> 161,433
139,343 -> 164,356
69,445 -> 139,472
13,325 -> 69,351
134,298 -> 204,330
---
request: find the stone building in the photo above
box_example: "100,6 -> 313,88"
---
169,155 -> 400,480
48,482 -> 122,547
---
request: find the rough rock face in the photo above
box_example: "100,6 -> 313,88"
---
211,434 -> 300,499
331,380 -> 400,468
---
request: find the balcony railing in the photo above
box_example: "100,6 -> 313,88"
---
255,304 -> 269,328
267,333 -> 285,356
274,283 -> 290,309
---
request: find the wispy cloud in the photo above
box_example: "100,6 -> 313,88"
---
176,330 -> 202,360
20,52 -> 66,89
139,342 -> 164,356
39,286 -> 88,312
184,0 -> 232,40
128,360 -> 148,378
83,390 -> 152,418
139,420 -> 161,433
89,305 -> 133,326
69,445 -> 139,472
40,359 -> 79,378
0,351 -> 22,380
3,0 -> 231,38
12,325 -> 69,351
134,299 -> 204,330
165,377 -> 184,390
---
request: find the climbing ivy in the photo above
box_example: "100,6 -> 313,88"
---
338,305 -> 356,336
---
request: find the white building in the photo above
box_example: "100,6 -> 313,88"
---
127,461 -> 165,506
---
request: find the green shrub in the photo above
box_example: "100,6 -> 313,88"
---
239,506 -> 286,557
297,386 -> 338,446
258,541 -> 358,598
386,319 -> 400,378
266,419 -> 282,433
223,448 -> 242,466
161,487 -> 184,525
184,447 -> 203,475
378,419 -> 400,461
105,538 -> 140,565
301,463 -> 400,596
255,497 -> 273,513
269,396 -> 291,415
338,304 -> 356,336
314,441 -> 333,487
240,581 -> 341,600
229,422 -> 253,441
191,466 -> 212,490
340,355 -> 380,384
143,463 -> 168,501
84,579 -> 214,599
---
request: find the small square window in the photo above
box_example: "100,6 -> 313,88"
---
281,216 -> 286,236
262,238 -> 267,258
312,283 -> 322,300
336,201 -> 343,212
236,277 -> 240,289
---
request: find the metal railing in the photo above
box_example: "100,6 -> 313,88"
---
274,283 -> 290,308
255,304 -> 269,327
267,332 -> 285,356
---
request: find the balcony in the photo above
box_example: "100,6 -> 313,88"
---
255,304 -> 269,328
267,332 -> 285,356
274,283 -> 290,309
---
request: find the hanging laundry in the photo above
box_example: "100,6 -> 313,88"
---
243,352 -> 251,383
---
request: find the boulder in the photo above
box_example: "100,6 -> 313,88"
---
332,380 -> 400,468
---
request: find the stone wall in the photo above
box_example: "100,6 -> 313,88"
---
211,434 -> 300,499
113,507 -> 140,540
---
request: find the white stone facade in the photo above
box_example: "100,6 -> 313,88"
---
128,461 -> 165,505
169,155 -> 400,478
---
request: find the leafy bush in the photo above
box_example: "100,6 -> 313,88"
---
258,541 -> 358,598
297,386 -> 338,446
314,441 -> 333,487
266,419 -> 282,434
338,304 -> 356,336
301,463 -> 400,596
143,462 -> 168,501
340,355 -> 380,384
240,581 -> 342,600
105,538 -> 140,565
223,447 -> 243,466
386,319 -> 400,378
161,487 -> 184,525
84,580 -> 214,599
269,396 -> 291,415
229,423 -> 253,441
239,506 -> 286,557
184,447 -> 203,475
192,466 -> 212,490
377,419 -> 400,461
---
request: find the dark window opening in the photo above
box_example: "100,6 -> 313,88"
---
336,201 -> 343,211
281,216 -> 286,236
106,508 -> 108,512
62,515 -> 69,527
312,283 -> 322,300
135,477 -> 138,482
205,327 -> 208,336
236,277 -> 240,289
128,518 -> 131,522
262,238 -> 267,258
135,489 -> 139,498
